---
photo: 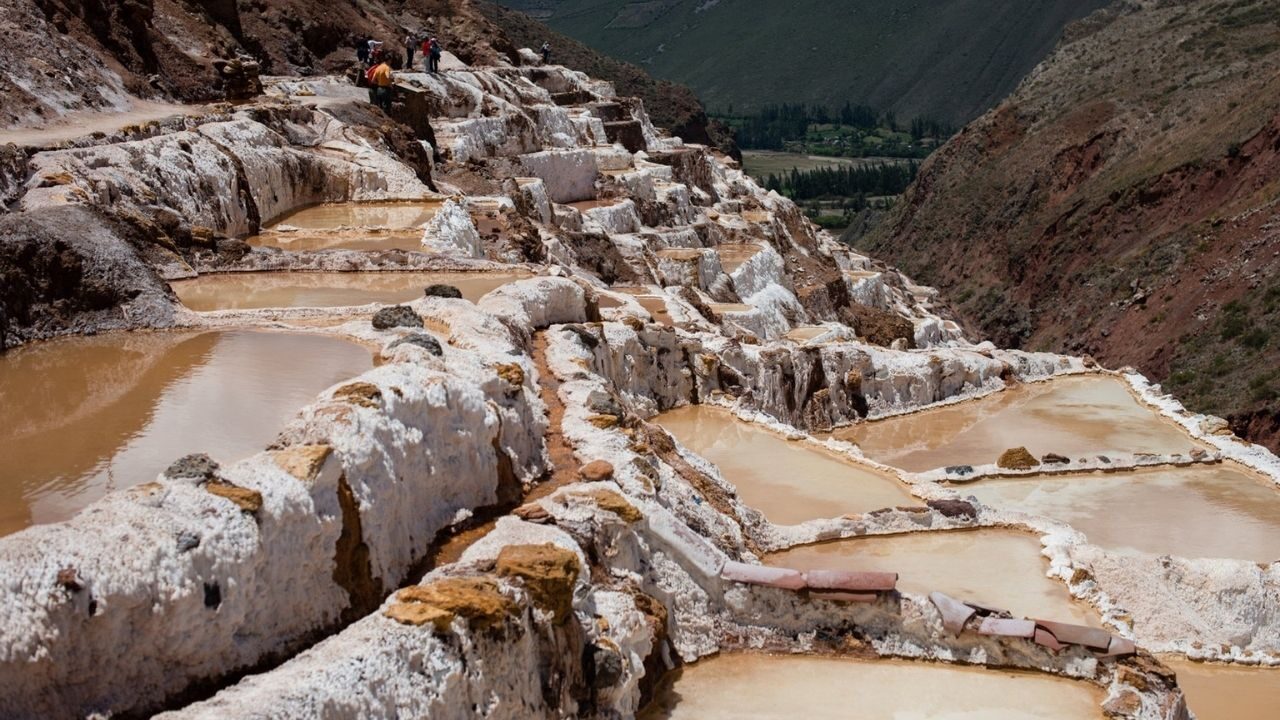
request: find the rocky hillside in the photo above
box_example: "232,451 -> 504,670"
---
0,0 -> 718,143
861,0 -> 1280,452
496,0 -> 1108,125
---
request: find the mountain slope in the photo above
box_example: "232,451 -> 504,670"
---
496,0 -> 1109,125
862,0 -> 1280,451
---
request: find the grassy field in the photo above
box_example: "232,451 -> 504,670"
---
741,151 -> 912,183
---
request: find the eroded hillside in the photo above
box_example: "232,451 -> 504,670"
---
863,0 -> 1280,452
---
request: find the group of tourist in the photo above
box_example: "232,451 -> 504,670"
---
354,31 -> 443,112
354,30 -> 551,114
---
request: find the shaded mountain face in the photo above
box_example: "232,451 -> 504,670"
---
495,0 -> 1109,125
863,0 -> 1280,452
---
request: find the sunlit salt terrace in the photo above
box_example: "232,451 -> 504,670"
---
834,374 -> 1204,472
768,529 -> 1100,626
0,330 -> 373,536
640,654 -> 1104,719
246,200 -> 446,252
655,404 -> 914,524
170,270 -> 531,310
965,464 -> 1280,561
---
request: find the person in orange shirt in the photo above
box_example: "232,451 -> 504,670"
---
369,57 -> 393,111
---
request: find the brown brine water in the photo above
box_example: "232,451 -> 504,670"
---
171,271 -> 529,311
716,245 -> 761,273
249,201 -> 445,252
1162,658 -> 1280,720
836,375 -> 1203,472
767,529 -> 1100,626
655,405 -> 915,524
640,654 -> 1104,719
965,465 -> 1280,561
0,330 -> 373,535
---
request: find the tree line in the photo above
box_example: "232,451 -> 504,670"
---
764,161 -> 919,201
716,102 -> 954,150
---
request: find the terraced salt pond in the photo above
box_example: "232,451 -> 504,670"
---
715,244 -> 761,272
171,271 -> 529,310
1163,658 -> 1280,720
640,654 -> 1103,719
0,330 -> 373,535
837,375 -> 1202,472
768,529 -> 1100,626
965,465 -> 1280,561
656,405 -> 914,524
248,201 -> 444,251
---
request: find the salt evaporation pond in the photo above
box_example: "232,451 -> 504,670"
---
0,330 -> 373,535
836,375 -> 1202,472
715,244 -> 761,273
248,201 -> 444,252
965,465 -> 1280,561
655,405 -> 914,524
640,654 -> 1103,719
768,529 -> 1100,626
171,271 -> 530,311
1163,658 -> 1280,720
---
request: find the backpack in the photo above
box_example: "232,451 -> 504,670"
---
365,64 -> 379,85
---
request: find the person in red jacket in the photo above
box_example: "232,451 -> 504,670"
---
368,58 -> 393,111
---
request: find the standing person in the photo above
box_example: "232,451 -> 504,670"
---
428,37 -> 442,74
369,56 -> 393,112
356,36 -> 370,65
540,41 -> 551,65
421,36 -> 433,73
367,39 -> 383,66
403,31 -> 417,68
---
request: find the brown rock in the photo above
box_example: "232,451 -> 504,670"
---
926,498 -> 977,519
997,446 -> 1040,470
1041,452 -> 1070,464
385,577 -> 516,632
56,567 -> 83,592
1102,689 -> 1141,715
204,481 -> 264,513
513,503 -> 553,524
333,382 -> 382,408
581,488 -> 643,523
495,363 -> 525,388
579,460 -> 615,482
496,544 -> 581,623
270,445 -> 332,484
1117,666 -> 1149,692
587,414 -> 620,429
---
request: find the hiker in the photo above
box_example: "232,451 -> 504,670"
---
540,41 -> 551,65
368,56 -> 393,111
403,31 -> 417,67
367,39 -> 383,66
427,37 -> 442,74
421,36 -> 433,72
356,36 -> 370,65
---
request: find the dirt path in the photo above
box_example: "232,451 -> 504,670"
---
0,100 -> 206,148
427,330 -> 581,566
